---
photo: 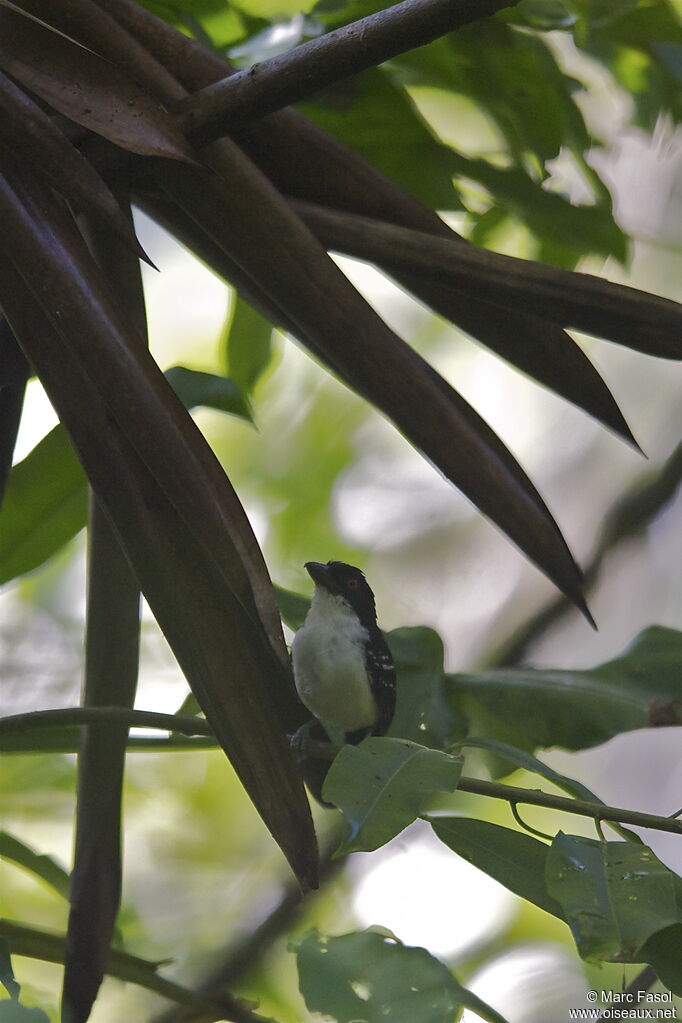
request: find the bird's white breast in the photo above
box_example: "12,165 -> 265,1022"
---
291,589 -> 377,734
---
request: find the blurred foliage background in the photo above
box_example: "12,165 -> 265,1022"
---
1,0 -> 681,1020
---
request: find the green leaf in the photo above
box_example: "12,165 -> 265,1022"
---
451,152 -> 626,266
0,832 -> 70,900
322,738 -> 463,853
394,21 -> 589,165
222,293 -> 274,396
546,834 -> 682,964
431,817 -> 565,920
299,68 -> 463,210
164,365 -> 252,420
507,0 -> 577,30
638,924 -> 682,996
0,425 -> 87,586
385,628 -> 459,747
296,929 -> 510,1023
449,626 -> 682,755
576,2 -> 682,129
274,583 -> 310,632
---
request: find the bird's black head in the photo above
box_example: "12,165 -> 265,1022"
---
305,560 -> 377,624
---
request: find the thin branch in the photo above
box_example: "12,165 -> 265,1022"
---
454,777 -> 682,836
0,920 -> 263,1023
0,707 -> 214,737
175,0 -> 520,144
6,710 -> 681,835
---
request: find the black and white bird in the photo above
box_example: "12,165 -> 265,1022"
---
291,561 -> 396,745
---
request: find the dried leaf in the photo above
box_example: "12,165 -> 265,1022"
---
0,71 -> 147,259
0,170 -> 316,888
0,5 -> 194,160
160,148 -> 591,618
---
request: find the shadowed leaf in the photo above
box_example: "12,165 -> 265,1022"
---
449,626 -> 682,755
432,816 -> 565,919
546,834 -> 682,964
296,929 -> 510,1023
165,365 -> 252,420
322,738 -> 463,852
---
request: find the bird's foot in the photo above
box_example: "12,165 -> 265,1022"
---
289,719 -> 316,759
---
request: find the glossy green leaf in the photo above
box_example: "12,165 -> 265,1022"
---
0,426 -> 88,586
385,627 -> 458,747
296,929 -> 510,1023
0,832 -> 70,900
449,626 -> 682,754
299,68 -> 463,210
431,817 -> 565,920
546,834 -> 682,963
322,738 -> 463,853
164,365 -> 252,420
222,293 -> 274,396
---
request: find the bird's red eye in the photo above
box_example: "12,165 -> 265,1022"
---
347,578 -> 359,590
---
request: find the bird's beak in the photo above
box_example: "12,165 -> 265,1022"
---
304,561 -> 331,587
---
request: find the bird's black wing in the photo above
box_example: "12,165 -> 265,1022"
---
365,627 -> 396,735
